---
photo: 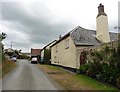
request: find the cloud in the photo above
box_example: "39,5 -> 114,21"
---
1,2 -> 74,51
1,0 -> 119,52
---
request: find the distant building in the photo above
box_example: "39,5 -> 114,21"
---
40,40 -> 57,64
31,48 -> 41,61
4,48 -> 14,53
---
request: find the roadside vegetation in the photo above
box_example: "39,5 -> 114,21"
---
40,49 -> 51,64
38,64 -> 119,91
39,35 -> 120,91
79,40 -> 120,89
2,59 -> 16,77
0,32 -> 16,77
5,49 -> 30,60
0,43 -> 2,77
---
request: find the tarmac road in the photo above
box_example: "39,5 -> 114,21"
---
2,59 -> 62,90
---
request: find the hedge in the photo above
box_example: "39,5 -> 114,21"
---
79,41 -> 120,89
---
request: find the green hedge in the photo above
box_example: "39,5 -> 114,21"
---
79,41 -> 120,89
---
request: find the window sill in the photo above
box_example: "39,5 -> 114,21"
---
65,47 -> 69,49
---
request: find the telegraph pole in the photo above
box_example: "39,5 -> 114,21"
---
11,41 -> 12,49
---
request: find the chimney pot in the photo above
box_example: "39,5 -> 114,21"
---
59,35 -> 62,39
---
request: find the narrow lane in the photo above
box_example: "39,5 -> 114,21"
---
2,59 -> 62,90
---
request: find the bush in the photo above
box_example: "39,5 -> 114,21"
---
79,41 -> 120,88
96,63 -> 120,85
116,77 -> 120,88
79,63 -> 90,74
101,64 -> 114,83
6,52 -> 14,57
21,54 -> 30,59
86,62 -> 102,78
109,48 -> 120,67
43,49 -> 51,64
93,50 -> 103,62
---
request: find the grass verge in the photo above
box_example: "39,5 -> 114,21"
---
2,59 -> 16,77
38,64 -> 119,91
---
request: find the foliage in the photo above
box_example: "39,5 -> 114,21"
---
79,63 -> 90,74
81,51 -> 88,59
2,59 -> 16,77
5,49 -> 25,59
79,41 -> 120,89
0,32 -> 7,62
6,51 -> 14,57
116,77 -> 120,88
0,44 -> 2,62
43,49 -> 51,64
91,50 -> 103,62
0,32 -> 7,41
40,64 -> 119,91
20,54 -> 30,59
100,64 -> 119,84
86,61 -> 102,78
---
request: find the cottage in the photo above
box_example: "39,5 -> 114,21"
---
40,40 -> 57,64
50,4 -> 118,70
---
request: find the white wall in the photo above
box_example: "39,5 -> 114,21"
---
96,15 -> 110,42
40,40 -> 57,61
41,50 -> 44,61
51,36 -> 77,68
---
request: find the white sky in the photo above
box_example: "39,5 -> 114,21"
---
1,0 -> 119,52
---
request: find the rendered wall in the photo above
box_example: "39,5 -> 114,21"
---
96,15 -> 110,42
51,36 -> 77,68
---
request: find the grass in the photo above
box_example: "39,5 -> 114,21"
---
45,64 -> 62,70
38,64 -> 120,91
75,74 -> 118,91
0,44 -> 16,77
2,59 -> 16,77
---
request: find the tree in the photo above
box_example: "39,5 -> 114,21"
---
0,32 -> 7,41
0,32 -> 7,61
44,49 -> 51,64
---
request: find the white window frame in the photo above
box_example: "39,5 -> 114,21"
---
66,39 -> 69,49
55,45 -> 58,52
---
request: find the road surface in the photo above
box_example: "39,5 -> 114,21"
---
2,59 -> 62,90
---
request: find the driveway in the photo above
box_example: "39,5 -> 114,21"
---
2,59 -> 62,90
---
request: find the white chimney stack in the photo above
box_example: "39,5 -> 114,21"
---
96,3 -> 110,43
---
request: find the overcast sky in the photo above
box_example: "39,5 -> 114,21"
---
0,0 -> 119,52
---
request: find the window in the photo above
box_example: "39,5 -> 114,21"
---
55,45 -> 58,52
66,39 -> 69,49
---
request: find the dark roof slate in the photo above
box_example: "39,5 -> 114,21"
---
41,40 -> 57,51
51,26 -> 118,47
70,26 -> 101,45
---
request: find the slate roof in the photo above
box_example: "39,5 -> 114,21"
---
70,26 -> 101,46
109,32 -> 119,42
41,40 -> 57,52
51,26 -> 118,47
70,26 -> 118,46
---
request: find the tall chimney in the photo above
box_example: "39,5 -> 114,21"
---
96,3 -> 110,43
59,35 -> 62,39
97,3 -> 107,17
